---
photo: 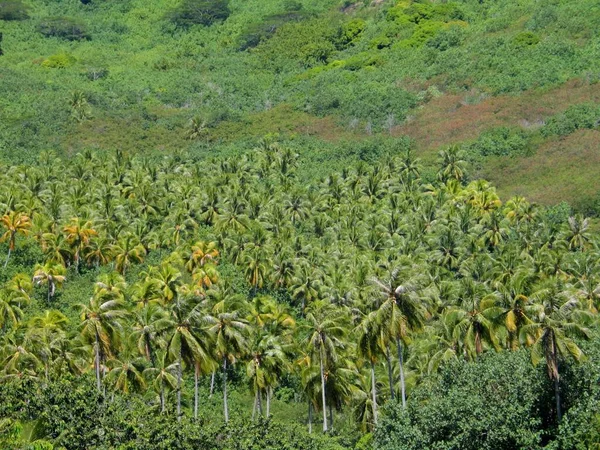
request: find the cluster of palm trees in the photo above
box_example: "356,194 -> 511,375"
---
0,143 -> 598,432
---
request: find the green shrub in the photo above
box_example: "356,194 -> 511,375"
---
374,351 -> 553,450
541,103 -> 600,137
0,0 -> 28,21
339,18 -> 366,47
238,10 -> 309,51
38,17 -> 89,41
41,53 -> 77,69
426,24 -> 465,51
169,0 -> 230,28
465,127 -> 530,159
513,31 -> 540,47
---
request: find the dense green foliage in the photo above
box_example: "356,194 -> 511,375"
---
1,0 -> 600,448
0,144 -> 597,448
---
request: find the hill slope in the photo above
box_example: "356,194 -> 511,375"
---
1,0 -> 599,208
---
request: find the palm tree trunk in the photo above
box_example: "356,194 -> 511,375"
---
160,378 -> 165,413
396,337 -> 406,408
145,334 -> 155,365
320,352 -> 328,432
266,386 -> 271,417
223,357 -> 229,423
177,350 -> 182,422
194,362 -> 199,419
4,246 -> 11,268
386,344 -> 395,400
329,403 -> 334,430
257,388 -> 263,417
371,361 -> 378,425
95,331 -> 101,392
552,339 -> 562,421
210,370 -> 215,397
252,390 -> 258,421
308,401 -> 313,434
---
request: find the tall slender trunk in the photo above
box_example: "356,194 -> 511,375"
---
223,358 -> 229,423
257,388 -> 263,417
194,362 -> 199,419
308,401 -> 313,434
554,376 -> 562,421
396,337 -> 406,408
4,246 -> 11,268
371,361 -> 378,425
95,331 -> 101,392
553,339 -> 562,421
252,390 -> 258,420
177,350 -> 182,421
209,370 -> 215,397
386,345 -> 395,400
329,403 -> 334,430
145,334 -> 155,366
266,386 -> 271,417
160,378 -> 165,413
320,351 -> 328,432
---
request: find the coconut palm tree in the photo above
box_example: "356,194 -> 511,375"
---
203,298 -> 249,423
165,294 -> 213,421
112,234 -> 146,275
371,267 -> 425,407
303,301 -> 348,432
0,211 -> 31,268
32,263 -> 66,304
520,281 -> 592,421
62,218 -> 97,271
144,351 -> 179,413
79,292 -> 128,391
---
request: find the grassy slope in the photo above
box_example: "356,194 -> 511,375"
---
0,0 -> 599,206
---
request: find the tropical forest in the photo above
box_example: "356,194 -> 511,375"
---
1,0 -> 600,449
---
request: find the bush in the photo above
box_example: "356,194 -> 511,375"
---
374,351 -> 553,450
238,10 -> 308,51
513,31 -> 540,47
0,0 -> 28,21
465,127 -> 530,159
169,0 -> 230,28
38,17 -> 89,41
41,53 -> 77,69
541,103 -> 600,137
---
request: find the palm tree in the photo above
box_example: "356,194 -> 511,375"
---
246,331 -> 288,419
105,351 -> 147,394
204,298 -> 249,423
144,351 -> 179,413
132,303 -> 172,365
1,211 -> 31,268
437,145 -> 466,183
303,301 -> 348,432
371,267 -> 425,407
79,293 -> 128,391
32,263 -> 66,304
356,311 -> 383,425
62,218 -> 97,271
520,281 -> 592,421
186,116 -> 208,140
165,294 -> 213,421
112,234 -> 146,275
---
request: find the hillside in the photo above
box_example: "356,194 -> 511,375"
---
1,0 -> 600,208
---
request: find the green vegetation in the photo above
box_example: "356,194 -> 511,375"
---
0,146 -> 598,448
0,0 -> 599,208
1,0 -> 600,448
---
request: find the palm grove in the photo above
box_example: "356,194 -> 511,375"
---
0,143 -> 599,449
